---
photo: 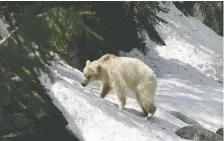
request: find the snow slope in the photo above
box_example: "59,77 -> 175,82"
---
39,2 -> 223,141
122,2 -> 223,132
40,62 -> 188,141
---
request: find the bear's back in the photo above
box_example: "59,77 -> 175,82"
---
116,57 -> 156,87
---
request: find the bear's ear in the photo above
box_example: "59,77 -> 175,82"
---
86,60 -> 91,66
97,64 -> 101,71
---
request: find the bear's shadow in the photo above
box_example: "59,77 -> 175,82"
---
101,99 -> 181,130
107,102 -> 142,117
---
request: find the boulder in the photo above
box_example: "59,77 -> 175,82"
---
169,111 -> 201,126
216,128 -> 223,136
175,125 -> 223,141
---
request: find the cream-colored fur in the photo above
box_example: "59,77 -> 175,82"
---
82,54 -> 157,119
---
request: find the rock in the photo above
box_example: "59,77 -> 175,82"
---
169,111 -> 201,126
175,125 -> 223,141
216,128 -> 223,136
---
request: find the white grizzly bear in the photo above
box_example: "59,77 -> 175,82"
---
81,54 -> 157,119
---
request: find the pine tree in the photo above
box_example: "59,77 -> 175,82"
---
0,2 -> 90,140
173,1 -> 223,36
134,1 -> 169,46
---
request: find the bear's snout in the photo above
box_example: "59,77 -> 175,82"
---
81,77 -> 88,87
81,82 -> 86,87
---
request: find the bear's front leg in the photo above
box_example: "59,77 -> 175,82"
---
100,83 -> 111,98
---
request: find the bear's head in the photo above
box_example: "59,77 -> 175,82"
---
81,60 -> 101,87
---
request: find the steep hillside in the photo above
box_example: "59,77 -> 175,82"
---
39,2 -> 223,141
124,2 -> 223,84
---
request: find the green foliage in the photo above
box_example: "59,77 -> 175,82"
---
46,7 -> 83,60
0,31 -> 50,136
198,1 -> 223,36
0,2 -> 86,140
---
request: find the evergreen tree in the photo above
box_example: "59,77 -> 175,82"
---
0,2 -> 92,140
133,2 -> 169,46
174,1 -> 223,36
